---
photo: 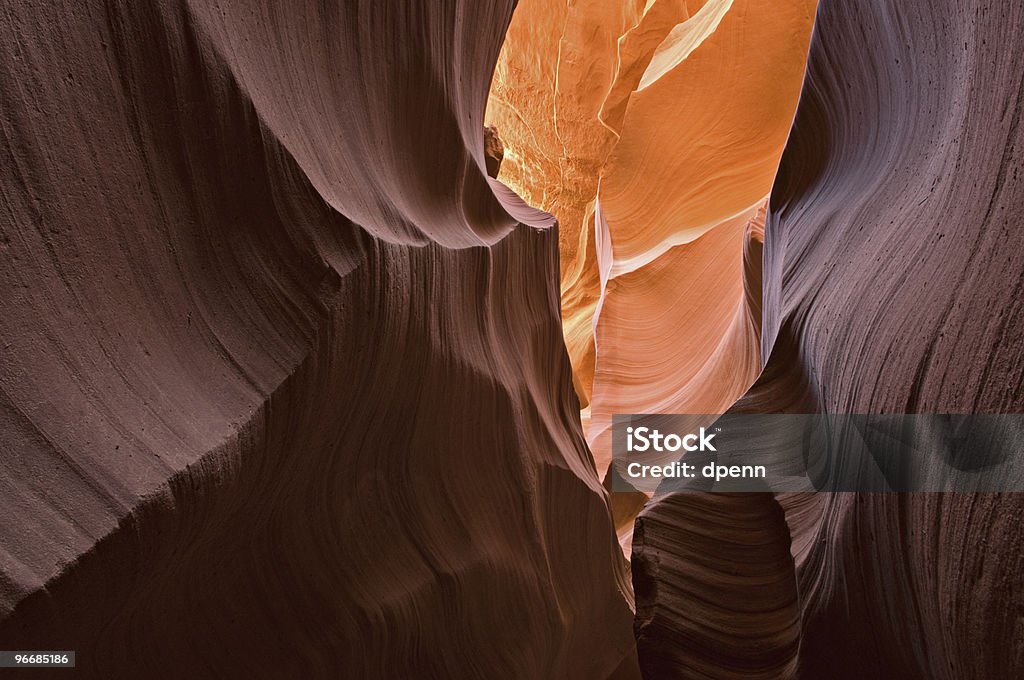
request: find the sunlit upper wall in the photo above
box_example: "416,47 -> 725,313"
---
486,1 -> 818,472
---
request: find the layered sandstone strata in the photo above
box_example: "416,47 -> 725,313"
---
487,1 -> 817,484
0,1 -> 637,677
634,1 -> 1024,677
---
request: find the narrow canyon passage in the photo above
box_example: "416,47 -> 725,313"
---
486,0 -> 1024,678
0,0 -> 1022,678
486,0 -> 817,536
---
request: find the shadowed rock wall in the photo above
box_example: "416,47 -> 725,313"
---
0,1 -> 637,677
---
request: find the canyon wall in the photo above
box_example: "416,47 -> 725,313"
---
487,0 -> 817,484
634,0 -> 1024,677
4,0 -> 1023,678
0,1 -> 638,677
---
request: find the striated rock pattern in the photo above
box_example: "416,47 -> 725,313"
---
488,1 -> 816,490
486,0 -> 639,407
4,0 -> 1023,677
635,0 -> 1024,678
589,203 -> 764,475
0,1 -> 638,678
633,493 -> 800,679
587,0 -> 816,479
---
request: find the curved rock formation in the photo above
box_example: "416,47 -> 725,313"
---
587,0 -> 817,478
5,0 -> 1023,677
588,203 -> 764,474
488,1 -> 817,481
486,0 -> 639,407
633,493 -> 800,679
0,1 -> 637,677
635,0 -> 1024,677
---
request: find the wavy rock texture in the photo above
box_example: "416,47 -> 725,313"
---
635,0 -> 1024,678
0,1 -> 639,678
6,0 -> 1023,677
588,0 -> 816,479
487,1 -> 817,485
486,0 -> 637,407
633,493 -> 800,679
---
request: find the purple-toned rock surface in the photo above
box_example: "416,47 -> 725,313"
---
634,1 -> 1024,678
0,2 -> 637,677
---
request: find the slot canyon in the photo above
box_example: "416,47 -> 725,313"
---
1,0 -> 1022,678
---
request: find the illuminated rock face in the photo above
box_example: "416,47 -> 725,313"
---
487,0 -> 817,478
0,1 -> 638,677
